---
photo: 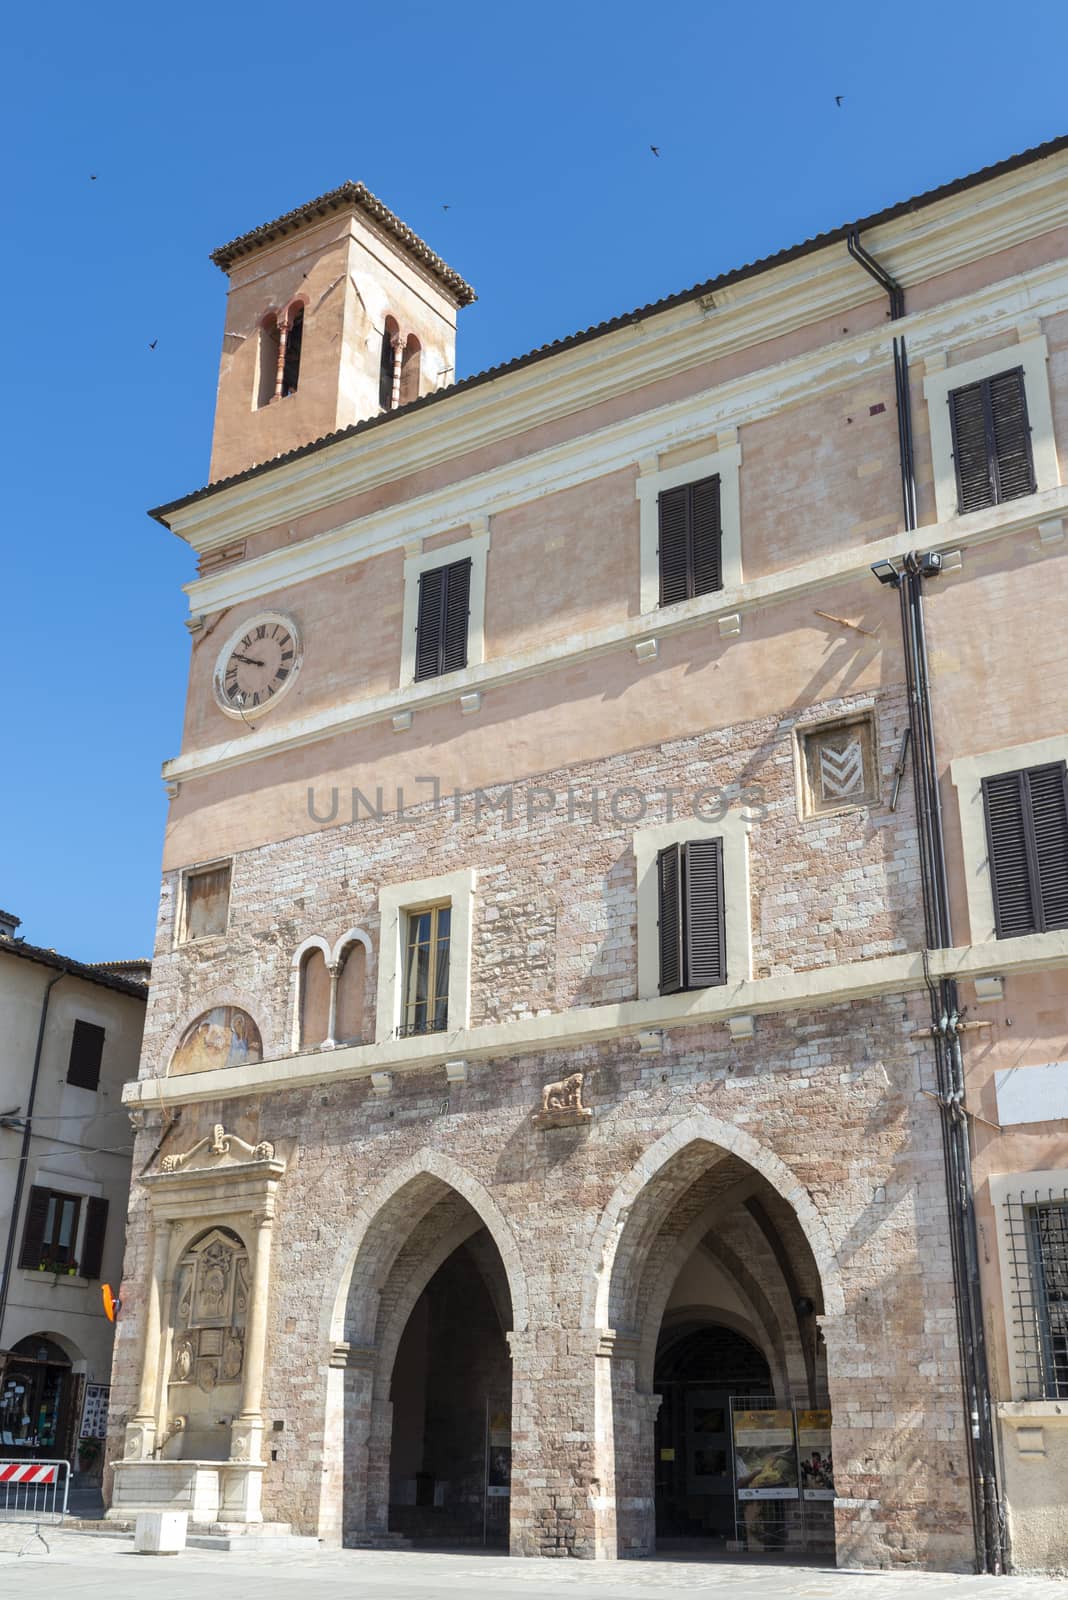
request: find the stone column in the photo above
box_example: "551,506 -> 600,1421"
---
125,1222 -> 171,1459
322,962 -> 339,1051
390,334 -> 405,411
508,1327 -> 602,1559
597,1331 -> 660,1559
273,312 -> 290,401
230,1209 -> 275,1471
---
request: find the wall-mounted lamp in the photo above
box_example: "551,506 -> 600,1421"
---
870,559 -> 901,586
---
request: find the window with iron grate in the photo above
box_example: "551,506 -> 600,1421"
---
1004,1190 -> 1068,1399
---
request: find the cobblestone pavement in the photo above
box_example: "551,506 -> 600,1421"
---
0,1535 -> 1065,1600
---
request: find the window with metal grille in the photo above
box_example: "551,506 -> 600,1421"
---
1004,1190 -> 1068,1399
948,367 -> 1035,515
399,904 -> 451,1037
414,558 -> 471,682
656,838 -> 726,994
981,762 -> 1068,938
657,475 -> 723,607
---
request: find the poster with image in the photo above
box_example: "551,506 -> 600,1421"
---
732,1408 -> 799,1500
797,1409 -> 835,1501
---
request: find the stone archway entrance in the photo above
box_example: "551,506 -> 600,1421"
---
329,1157 -> 525,1552
388,1233 -> 512,1547
589,1122 -> 839,1562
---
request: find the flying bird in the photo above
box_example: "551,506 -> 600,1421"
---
835,95 -> 843,106
90,174 -> 98,180
149,340 -> 158,350
649,145 -> 661,157
442,204 -> 451,211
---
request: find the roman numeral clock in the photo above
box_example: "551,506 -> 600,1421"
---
212,612 -> 303,719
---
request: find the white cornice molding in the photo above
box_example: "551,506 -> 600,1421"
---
164,158 -> 1068,555
163,484 -> 1068,785
122,927 -> 1068,1110
179,255 -> 1068,595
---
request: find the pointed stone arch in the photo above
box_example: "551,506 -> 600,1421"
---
316,1148 -> 527,1547
582,1109 -> 845,1333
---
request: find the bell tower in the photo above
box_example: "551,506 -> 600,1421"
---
207,184 -> 476,484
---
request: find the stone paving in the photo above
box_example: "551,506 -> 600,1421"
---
0,1535 -> 1065,1600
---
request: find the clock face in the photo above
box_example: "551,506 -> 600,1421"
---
213,612 -> 302,719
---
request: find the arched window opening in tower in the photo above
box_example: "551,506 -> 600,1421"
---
281,305 -> 303,397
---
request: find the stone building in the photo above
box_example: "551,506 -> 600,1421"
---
0,911 -> 147,1483
110,139 -> 1068,1571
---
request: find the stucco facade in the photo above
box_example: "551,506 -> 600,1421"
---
111,140 -> 1068,1570
0,920 -> 147,1481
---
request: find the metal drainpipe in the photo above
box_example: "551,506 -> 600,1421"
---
847,234 -> 1006,1574
0,970 -> 64,1352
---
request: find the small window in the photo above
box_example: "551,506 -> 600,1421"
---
657,474 -> 722,607
414,557 -> 471,682
67,1020 -> 105,1091
949,367 -> 1035,515
280,306 -> 303,397
656,838 -> 725,994
799,715 -> 879,816
19,1185 -> 82,1272
400,904 -> 451,1037
982,762 -> 1068,939
180,861 -> 232,942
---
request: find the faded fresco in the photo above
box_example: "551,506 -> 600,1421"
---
169,1007 -> 262,1076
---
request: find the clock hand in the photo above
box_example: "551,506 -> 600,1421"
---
232,653 -> 266,667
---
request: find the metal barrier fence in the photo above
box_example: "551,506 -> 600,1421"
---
0,1459 -> 70,1554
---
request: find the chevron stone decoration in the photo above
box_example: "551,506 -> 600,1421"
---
819,737 -> 865,800
802,715 -> 878,815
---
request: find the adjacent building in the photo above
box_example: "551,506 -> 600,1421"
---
0,911 -> 147,1482
110,138 -> 1068,1571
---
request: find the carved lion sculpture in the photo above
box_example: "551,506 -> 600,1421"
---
540,1071 -> 584,1113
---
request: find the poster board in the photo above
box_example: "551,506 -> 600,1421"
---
797,1409 -> 835,1501
731,1408 -> 799,1501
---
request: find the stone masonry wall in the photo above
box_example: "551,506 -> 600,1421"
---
139,685 -> 919,1075
110,985 -> 974,1569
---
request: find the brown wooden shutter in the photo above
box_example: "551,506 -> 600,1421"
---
949,380 -> 993,514
414,565 -> 446,681
683,838 -> 727,987
983,771 -> 1037,937
415,559 -> 471,681
1029,763 -> 1068,932
983,763 -> 1068,938
657,476 -> 723,606
67,1020 -> 105,1091
441,558 -> 472,675
79,1197 -> 109,1281
988,368 -> 1035,503
691,476 -> 723,598
19,1186 -> 51,1269
657,843 -> 683,994
950,368 -> 1034,515
658,486 -> 691,607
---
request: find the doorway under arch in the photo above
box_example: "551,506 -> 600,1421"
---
331,1160 -> 523,1552
592,1125 -> 836,1562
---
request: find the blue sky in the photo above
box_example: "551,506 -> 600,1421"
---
3,0 -> 1065,961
